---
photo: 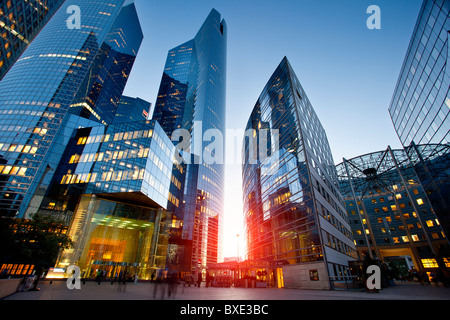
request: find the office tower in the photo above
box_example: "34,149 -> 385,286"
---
45,120 -> 186,278
242,57 -> 356,290
113,96 -> 151,124
389,0 -> 449,147
69,3 -> 144,125
389,0 -> 450,239
152,9 -> 227,273
0,0 -> 65,80
336,146 -> 449,277
0,0 -> 140,219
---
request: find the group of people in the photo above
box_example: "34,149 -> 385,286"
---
152,269 -> 179,299
94,269 -> 131,285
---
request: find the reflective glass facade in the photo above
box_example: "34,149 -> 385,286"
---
152,9 -> 227,272
56,195 -> 172,280
406,143 -> 450,240
0,0 -> 141,218
44,120 -> 185,279
388,0 -> 450,248
336,147 -> 449,275
242,58 -> 356,289
389,0 -> 450,147
69,3 -> 144,125
45,120 -> 182,211
0,0 -> 65,80
113,96 -> 151,124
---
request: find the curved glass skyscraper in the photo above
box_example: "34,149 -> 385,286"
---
242,57 -> 356,289
0,0 -> 142,218
0,0 -> 65,80
152,9 -> 227,272
389,0 -> 450,244
389,0 -> 450,147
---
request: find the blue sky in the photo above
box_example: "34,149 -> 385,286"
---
123,0 -> 423,258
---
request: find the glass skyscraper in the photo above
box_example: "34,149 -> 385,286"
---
0,0 -> 142,219
44,120 -> 186,278
69,3 -> 144,125
113,96 -> 151,124
242,57 -> 356,290
0,0 -> 65,80
152,9 -> 227,273
389,0 -> 450,242
389,0 -> 449,147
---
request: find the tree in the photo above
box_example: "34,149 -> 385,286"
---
0,214 -> 73,269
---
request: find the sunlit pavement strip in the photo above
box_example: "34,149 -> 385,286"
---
3,281 -> 450,300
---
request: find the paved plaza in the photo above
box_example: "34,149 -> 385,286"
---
3,280 -> 450,301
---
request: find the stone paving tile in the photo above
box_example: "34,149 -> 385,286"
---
3,280 -> 450,301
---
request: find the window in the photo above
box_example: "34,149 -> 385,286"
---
422,259 -> 439,268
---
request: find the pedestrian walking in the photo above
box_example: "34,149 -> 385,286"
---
168,270 -> 178,298
95,269 -> 102,285
421,271 -> 431,286
197,272 -> 202,288
153,269 -> 166,299
430,271 -> 438,287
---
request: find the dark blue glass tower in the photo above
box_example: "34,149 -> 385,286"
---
389,0 -> 450,242
113,96 -> 151,124
389,0 -> 450,147
153,9 -> 227,272
69,3 -> 144,125
0,0 -> 142,218
0,0 -> 65,80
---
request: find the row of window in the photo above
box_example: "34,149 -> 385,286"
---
0,165 -> 27,176
354,218 -> 441,235
323,230 -> 357,259
355,231 -> 445,246
317,201 -> 352,241
68,147 -> 150,164
60,169 -> 145,185
77,129 -> 153,146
